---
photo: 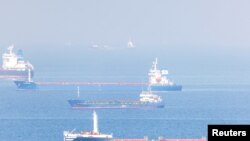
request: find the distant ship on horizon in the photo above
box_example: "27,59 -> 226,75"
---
64,111 -> 113,141
127,37 -> 135,48
0,45 -> 34,80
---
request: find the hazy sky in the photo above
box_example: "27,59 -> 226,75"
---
0,0 -> 249,46
0,0 -> 250,73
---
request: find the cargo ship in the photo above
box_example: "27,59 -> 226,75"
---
64,111 -> 113,141
0,45 -> 34,80
148,58 -> 182,91
11,57 -> 181,92
68,90 -> 164,109
64,112 -> 207,141
14,68 -> 38,90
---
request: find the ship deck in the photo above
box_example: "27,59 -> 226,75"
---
37,81 -> 148,86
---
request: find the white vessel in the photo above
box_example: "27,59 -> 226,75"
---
64,111 -> 113,141
0,45 -> 34,79
148,58 -> 182,91
127,38 -> 135,48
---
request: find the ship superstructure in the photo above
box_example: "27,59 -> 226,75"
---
148,58 -> 182,91
0,45 -> 34,79
64,111 -> 113,141
68,90 -> 164,109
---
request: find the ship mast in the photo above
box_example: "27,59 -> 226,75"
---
7,45 -> 14,54
93,111 -> 99,133
153,58 -> 158,71
77,86 -> 80,98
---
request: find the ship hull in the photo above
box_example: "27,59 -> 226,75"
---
0,68 -> 34,80
22,84 -> 181,92
65,137 -> 113,141
14,80 -> 38,90
68,100 -> 164,109
150,85 -> 182,91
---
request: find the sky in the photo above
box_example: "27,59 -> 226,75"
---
0,0 -> 250,75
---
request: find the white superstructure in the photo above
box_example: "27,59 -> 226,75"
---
139,91 -> 162,103
1,45 -> 33,71
64,111 -> 113,141
148,58 -> 174,86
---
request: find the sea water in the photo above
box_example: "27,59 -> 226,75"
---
1,58 -> 250,141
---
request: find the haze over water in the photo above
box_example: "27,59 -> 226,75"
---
1,0 -> 250,141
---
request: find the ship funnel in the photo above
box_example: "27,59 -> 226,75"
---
93,111 -> 99,133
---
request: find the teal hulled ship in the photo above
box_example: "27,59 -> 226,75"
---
14,68 -> 38,90
68,90 -> 164,109
12,58 -> 181,92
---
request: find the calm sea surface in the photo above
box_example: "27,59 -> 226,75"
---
1,68 -> 250,141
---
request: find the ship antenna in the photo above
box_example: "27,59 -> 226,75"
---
77,86 -> 80,98
152,57 -> 158,70
93,110 -> 99,133
155,58 -> 158,69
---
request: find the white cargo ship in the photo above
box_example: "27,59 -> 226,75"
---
0,45 -> 34,79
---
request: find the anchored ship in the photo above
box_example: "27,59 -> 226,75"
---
11,57 -> 181,92
14,68 -> 38,90
127,37 -> 135,48
68,90 -> 164,109
0,45 -> 34,80
64,112 -> 207,141
148,58 -> 182,91
64,111 -> 113,141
